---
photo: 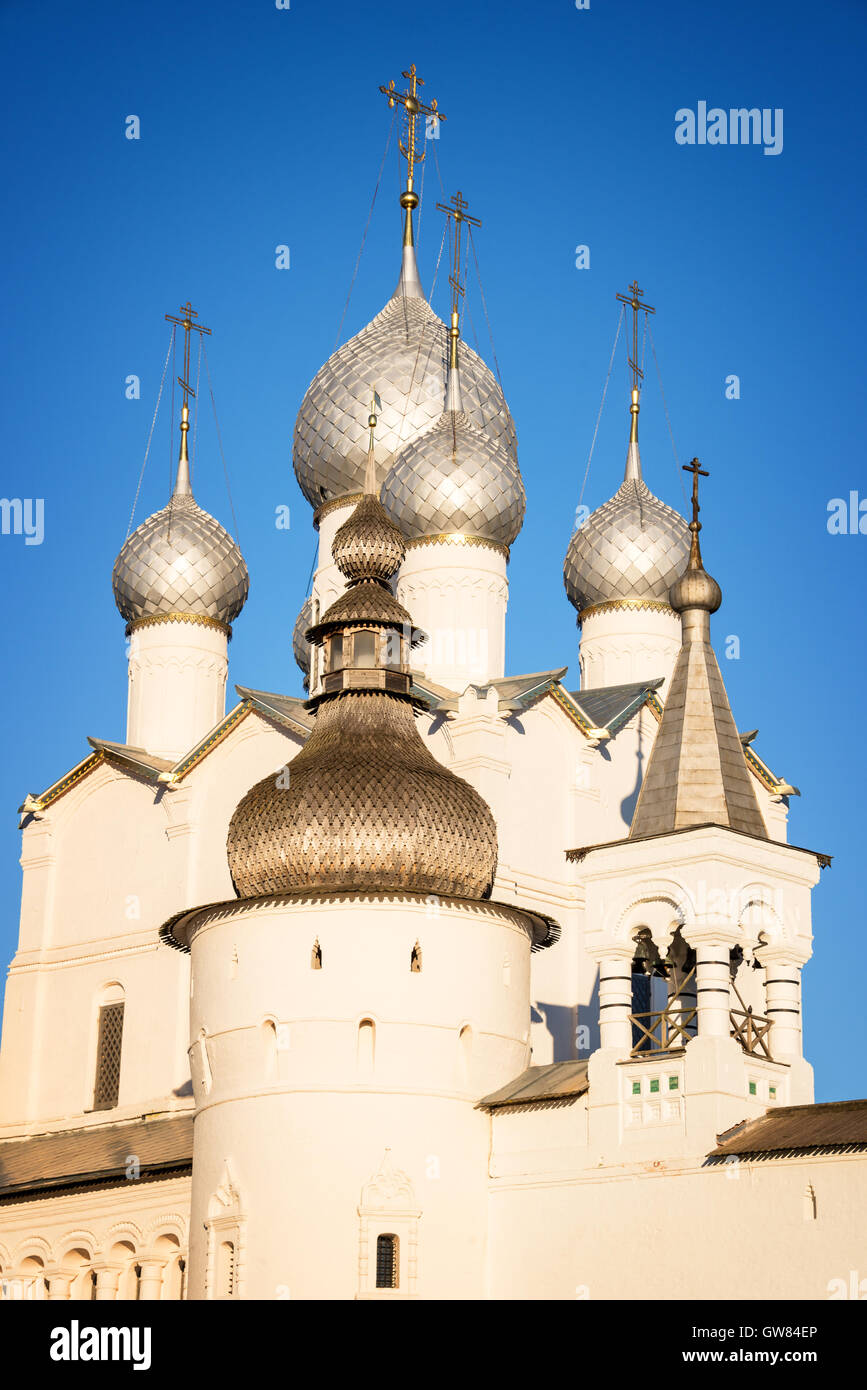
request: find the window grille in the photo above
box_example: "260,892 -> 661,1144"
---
218,1241 -> 236,1298
93,1002 -> 124,1110
375,1234 -> 398,1289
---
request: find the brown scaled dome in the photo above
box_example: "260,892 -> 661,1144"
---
227,691 -> 498,899
227,416 -> 499,902
331,493 -> 406,582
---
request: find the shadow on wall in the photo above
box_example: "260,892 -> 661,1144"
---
532,1001 -> 584,1063
620,715 -> 645,827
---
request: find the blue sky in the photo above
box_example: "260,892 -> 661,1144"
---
1,0 -> 864,1100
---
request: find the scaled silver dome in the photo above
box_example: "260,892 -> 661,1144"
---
564,444 -> 689,613
113,491 -> 249,627
381,409 -> 525,547
293,596 -> 313,675
293,261 -> 517,509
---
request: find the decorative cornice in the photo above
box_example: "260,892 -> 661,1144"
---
160,888 -> 560,954
169,703 -> 251,784
19,752 -> 104,818
547,684 -> 593,736
404,533 -> 510,560
313,493 -> 363,530
579,598 -> 676,622
126,612 -> 231,638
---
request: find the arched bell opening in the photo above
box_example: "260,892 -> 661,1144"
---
728,942 -> 773,1059
629,927 -> 697,1056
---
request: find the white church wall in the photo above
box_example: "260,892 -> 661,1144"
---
487,1150 -> 867,1300
183,894 -> 535,1299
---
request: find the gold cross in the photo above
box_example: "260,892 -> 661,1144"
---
165,301 -> 211,406
378,63 -> 446,197
436,190 -> 482,315
615,279 -> 655,391
683,457 -> 709,529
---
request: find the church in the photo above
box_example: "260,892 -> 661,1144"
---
0,63 -> 864,1303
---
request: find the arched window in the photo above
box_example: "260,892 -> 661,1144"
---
458,1024 -> 473,1085
357,1019 -> 375,1077
375,1234 -> 399,1290
262,1019 -> 278,1079
93,985 -> 125,1111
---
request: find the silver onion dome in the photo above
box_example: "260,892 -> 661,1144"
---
292,250 -> 517,509
381,407 -> 525,547
113,463 -> 248,627
293,596 -> 313,675
564,438 -> 689,613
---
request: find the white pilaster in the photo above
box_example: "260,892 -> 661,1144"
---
578,603 -> 682,694
760,948 -> 804,1060
596,948 -> 635,1053
397,538 -> 509,691
126,618 -> 229,761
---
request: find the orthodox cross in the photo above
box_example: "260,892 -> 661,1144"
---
683,457 -> 709,530
436,190 -> 481,316
615,279 -> 655,390
378,64 -> 446,196
165,301 -> 211,408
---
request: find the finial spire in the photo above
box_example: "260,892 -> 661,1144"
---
165,301 -> 211,498
436,190 -> 481,412
364,389 -> 381,495
378,63 -> 446,250
615,280 -> 655,478
683,456 -> 710,568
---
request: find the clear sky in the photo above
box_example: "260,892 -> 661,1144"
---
1,0 -> 864,1100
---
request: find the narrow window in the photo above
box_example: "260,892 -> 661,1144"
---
329,634 -> 344,672
410,941 -> 422,973
375,1234 -> 399,1290
354,630 -> 376,668
803,1185 -> 817,1222
311,938 -> 322,969
93,1001 -> 125,1111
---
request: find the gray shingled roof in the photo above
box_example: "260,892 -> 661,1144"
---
568,679 -> 663,734
85,740 -> 175,779
706,1100 -> 867,1161
629,627 -> 767,840
0,1114 -> 193,1198
235,686 -> 313,734
479,1060 -> 589,1110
